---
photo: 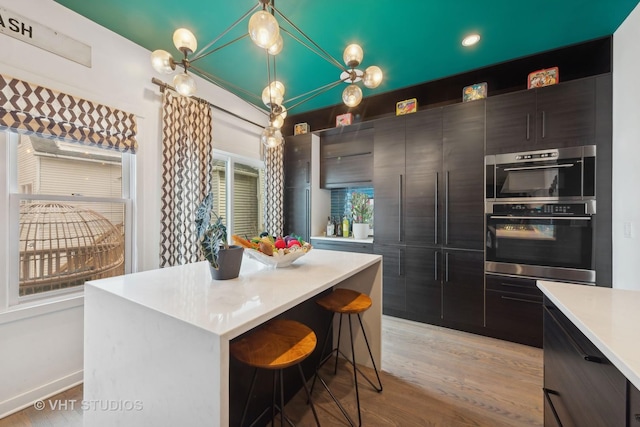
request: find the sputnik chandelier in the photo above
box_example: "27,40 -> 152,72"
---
150,0 -> 383,147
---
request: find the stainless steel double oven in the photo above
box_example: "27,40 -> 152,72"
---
485,145 -> 596,284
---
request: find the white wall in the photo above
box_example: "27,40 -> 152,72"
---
613,2 -> 640,291
0,0 -> 266,417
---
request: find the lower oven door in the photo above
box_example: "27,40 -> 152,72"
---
485,214 -> 595,283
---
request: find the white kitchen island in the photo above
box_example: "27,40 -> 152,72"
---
83,249 -> 382,426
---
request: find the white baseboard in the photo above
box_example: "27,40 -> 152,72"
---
0,370 -> 83,419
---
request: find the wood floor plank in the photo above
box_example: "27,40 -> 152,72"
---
0,315 -> 543,426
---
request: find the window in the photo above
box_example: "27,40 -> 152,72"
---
210,151 -> 264,240
3,131 -> 134,304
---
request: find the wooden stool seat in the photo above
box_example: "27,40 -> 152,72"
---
231,319 -> 317,370
231,319 -> 321,426
316,288 -> 372,314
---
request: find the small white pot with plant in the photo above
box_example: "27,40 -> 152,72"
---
196,193 -> 244,280
350,192 -> 373,240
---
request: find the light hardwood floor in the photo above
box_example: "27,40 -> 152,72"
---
0,315 -> 543,426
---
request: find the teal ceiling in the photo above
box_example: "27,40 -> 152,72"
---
55,0 -> 639,114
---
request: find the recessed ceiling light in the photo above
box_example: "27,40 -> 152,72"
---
462,34 -> 481,47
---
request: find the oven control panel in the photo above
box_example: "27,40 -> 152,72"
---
491,203 -> 588,215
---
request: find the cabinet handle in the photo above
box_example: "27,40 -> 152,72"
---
306,188 -> 311,241
306,161 -> 310,184
434,172 -> 439,245
526,113 -> 531,141
541,111 -> 546,139
545,306 -> 604,364
542,388 -> 564,427
445,252 -> 449,283
398,174 -> 403,243
445,171 -> 449,245
398,248 -> 404,276
434,251 -> 439,281
500,295 -> 540,304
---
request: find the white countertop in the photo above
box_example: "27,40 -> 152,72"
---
311,235 -> 374,244
537,280 -> 640,390
87,249 -> 381,339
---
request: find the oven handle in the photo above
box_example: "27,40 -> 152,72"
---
503,164 -> 574,171
489,215 -> 591,221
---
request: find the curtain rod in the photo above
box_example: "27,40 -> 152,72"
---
151,78 -> 264,129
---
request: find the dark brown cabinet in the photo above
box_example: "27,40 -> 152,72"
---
373,102 -> 485,331
320,126 -> 373,188
309,238 -> 373,254
284,134 -> 311,241
486,77 -> 598,154
485,274 -> 543,347
631,383 -> 640,426
442,101 -> 485,251
441,249 -> 484,328
543,300 -> 626,427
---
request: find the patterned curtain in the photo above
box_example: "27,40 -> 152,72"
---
264,144 -> 284,236
160,91 -> 213,267
0,74 -> 137,152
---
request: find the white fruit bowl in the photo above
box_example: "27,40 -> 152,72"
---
243,247 -> 309,268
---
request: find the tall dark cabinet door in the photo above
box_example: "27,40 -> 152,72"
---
442,101 -> 485,251
442,249 -> 484,328
374,244 -> 406,314
405,109 -> 443,246
284,134 -> 311,188
373,117 -> 406,244
535,78 -> 596,149
283,187 -> 310,241
405,246 -> 441,322
485,90 -> 536,154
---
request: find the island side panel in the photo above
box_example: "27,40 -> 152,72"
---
332,260 -> 382,368
84,286 -> 228,426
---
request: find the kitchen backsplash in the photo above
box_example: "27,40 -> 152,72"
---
330,187 -> 374,222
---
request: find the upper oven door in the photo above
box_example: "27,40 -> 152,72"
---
487,146 -> 595,202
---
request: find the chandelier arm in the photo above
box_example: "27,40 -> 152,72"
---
278,28 -> 347,73
191,3 -> 260,62
284,79 -> 345,113
190,64 -> 268,110
272,6 -> 347,72
191,34 -> 250,63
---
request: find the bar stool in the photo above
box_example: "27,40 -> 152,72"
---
230,318 -> 321,427
311,288 -> 383,427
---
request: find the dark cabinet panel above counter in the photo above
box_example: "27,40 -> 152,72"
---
320,126 -> 373,188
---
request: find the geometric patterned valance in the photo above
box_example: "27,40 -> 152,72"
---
0,74 -> 137,153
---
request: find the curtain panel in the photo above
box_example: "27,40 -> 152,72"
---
0,74 -> 137,152
264,144 -> 284,237
160,91 -> 213,267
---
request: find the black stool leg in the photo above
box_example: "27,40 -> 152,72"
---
347,314 -> 363,427
333,313 -> 344,375
240,368 -> 259,427
309,314 -> 334,397
297,364 -> 321,426
357,313 -> 383,392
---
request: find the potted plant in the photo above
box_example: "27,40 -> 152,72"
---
350,192 -> 373,239
195,193 -> 244,280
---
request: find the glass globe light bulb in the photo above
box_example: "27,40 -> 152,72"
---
173,28 -> 197,54
363,65 -> 383,88
261,126 -> 284,148
270,114 -> 284,129
342,84 -> 363,108
343,44 -> 364,68
261,81 -> 285,107
267,34 -> 284,56
269,105 -> 287,129
248,10 -> 280,49
151,50 -> 175,74
173,73 -> 196,97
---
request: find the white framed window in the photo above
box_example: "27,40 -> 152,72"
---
1,131 -> 135,306
211,150 -> 265,240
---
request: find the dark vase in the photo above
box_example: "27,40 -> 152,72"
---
209,245 -> 244,280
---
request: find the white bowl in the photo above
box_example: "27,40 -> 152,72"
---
243,247 -> 308,268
